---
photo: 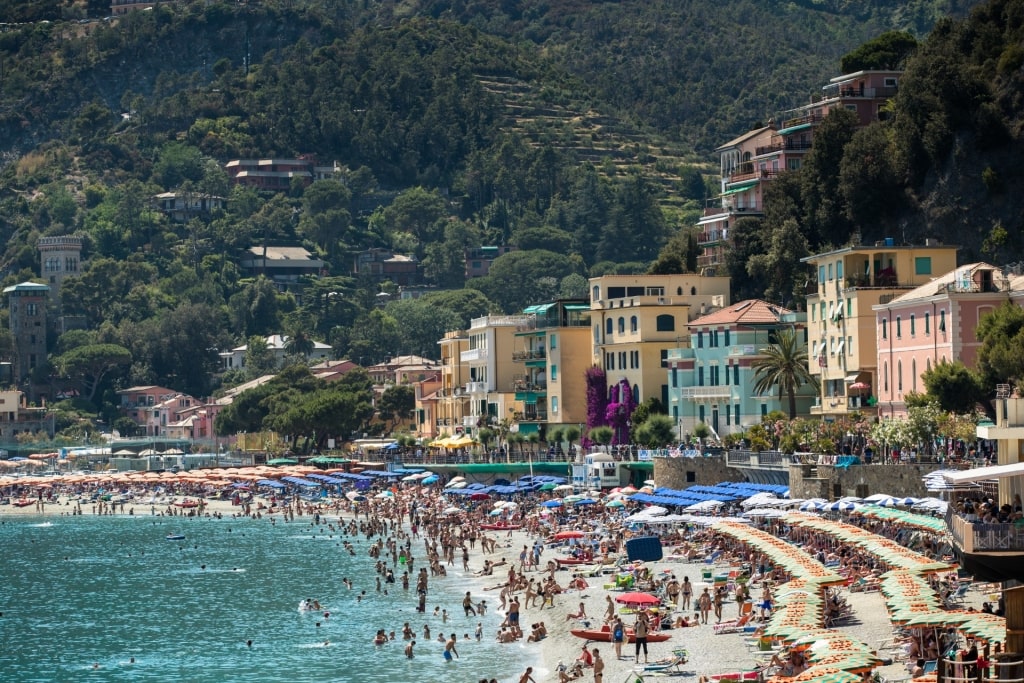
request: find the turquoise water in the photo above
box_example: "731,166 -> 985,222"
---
0,514 -> 532,682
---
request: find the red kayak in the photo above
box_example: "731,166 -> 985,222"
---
571,628 -> 671,644
480,523 -> 521,530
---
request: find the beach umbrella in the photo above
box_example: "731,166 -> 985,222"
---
443,507 -> 462,515
800,499 -> 827,511
445,481 -> 467,489
606,500 -> 625,508
615,592 -> 660,606
553,484 -> 575,492
470,492 -> 490,501
539,482 -> 558,491
791,666 -> 863,683
862,493 -> 896,502
685,500 -> 723,512
421,475 -> 439,485
488,509 -> 503,516
573,498 -> 597,506
542,500 -> 563,508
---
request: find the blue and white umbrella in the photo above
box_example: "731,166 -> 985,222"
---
799,499 -> 827,511
825,500 -> 860,512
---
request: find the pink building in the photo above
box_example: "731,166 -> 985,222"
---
873,263 -> 1011,419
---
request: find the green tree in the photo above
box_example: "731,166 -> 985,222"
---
384,298 -> 462,359
751,328 -> 819,419
799,108 -> 858,245
564,425 -> 581,454
468,250 -> 575,313
244,335 -> 278,377
635,413 -> 676,447
52,343 -> 132,403
558,273 -> 589,300
378,384 -> 415,431
346,309 -> 402,365
597,172 -> 666,263
589,425 -> 613,449
648,230 -> 698,275
420,289 -> 493,329
152,142 -> 205,189
838,124 -> 905,236
976,301 -> 1024,394
840,31 -> 918,73
921,359 -> 985,415
747,219 -> 810,308
383,187 -> 448,243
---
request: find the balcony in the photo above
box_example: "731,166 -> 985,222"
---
947,510 -> 1024,553
462,416 -> 477,428
678,386 -> 731,399
779,112 -> 825,130
460,347 -> 488,363
698,230 -> 727,246
512,349 -> 547,362
464,381 -> 488,395
728,167 -> 781,184
697,252 -> 723,269
513,380 -> 547,393
513,410 -> 548,422
754,140 -> 814,156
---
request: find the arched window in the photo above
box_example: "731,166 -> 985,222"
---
618,317 -> 625,334
677,287 -> 682,295
630,316 -> 638,333
881,318 -> 887,339
912,359 -> 917,392
939,309 -> 946,332
897,360 -> 903,392
656,314 -> 675,332
896,316 -> 902,338
593,325 -> 600,344
926,358 -> 932,372
606,319 -> 613,336
884,362 -> 889,392
690,286 -> 697,296
592,285 -> 600,301
633,384 -> 640,404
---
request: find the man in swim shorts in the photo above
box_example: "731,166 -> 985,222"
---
592,648 -> 604,683
444,633 -> 459,661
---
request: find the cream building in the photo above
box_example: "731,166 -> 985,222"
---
462,315 -> 531,436
436,331 -> 470,436
590,274 -> 731,406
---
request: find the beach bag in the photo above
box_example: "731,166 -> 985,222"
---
614,625 -> 624,640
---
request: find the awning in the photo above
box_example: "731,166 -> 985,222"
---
942,462 -> 1024,485
523,303 -> 555,314
844,374 -> 860,382
777,122 -> 812,136
563,303 -> 590,311
720,181 -> 758,196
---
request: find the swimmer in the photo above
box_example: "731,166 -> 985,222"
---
444,633 -> 459,661
405,640 -> 416,658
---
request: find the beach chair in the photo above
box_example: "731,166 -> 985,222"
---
704,550 -> 722,565
714,613 -> 753,634
637,649 -> 688,673
944,584 -> 970,607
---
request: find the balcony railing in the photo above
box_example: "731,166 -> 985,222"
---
513,381 -> 547,392
755,140 -> 814,156
947,509 -> 1024,553
513,411 -> 548,422
698,230 -> 726,245
697,252 -> 724,269
678,386 -> 731,399
460,347 -> 488,363
512,349 -> 546,361
464,381 -> 488,395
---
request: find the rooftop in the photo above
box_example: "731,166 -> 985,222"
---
883,262 -> 1009,305
688,299 -> 792,327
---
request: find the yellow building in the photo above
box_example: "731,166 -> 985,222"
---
435,331 -> 470,436
589,274 -> 731,406
512,300 -> 592,437
802,240 -> 958,417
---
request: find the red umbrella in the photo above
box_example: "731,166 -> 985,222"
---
554,530 -> 585,540
615,592 -> 660,605
470,493 -> 490,501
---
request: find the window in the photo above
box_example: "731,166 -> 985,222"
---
619,352 -> 626,369
837,261 -> 843,279
828,263 -> 833,281
551,397 -> 559,414
550,365 -> 557,381
26,303 -> 37,316
735,404 -> 740,425
847,298 -> 853,317
733,365 -> 739,385
630,316 -> 638,333
912,360 -> 917,392
699,405 -> 705,422
726,406 -> 731,426
698,366 -> 704,386
724,329 -> 730,346
819,265 -> 826,284
633,384 -> 640,404
848,336 -> 853,356
896,316 -> 902,338
811,307 -> 816,322
549,334 -> 557,350
592,286 -> 600,301
656,314 -> 675,332
924,312 -> 930,334
697,332 -> 703,348
915,257 -> 932,275
881,318 -> 887,339
594,325 -> 601,343
724,364 -> 730,386
939,309 -> 946,332
646,286 -> 664,296
761,404 -> 768,417
671,368 -> 678,388
618,317 -> 625,334
884,362 -> 889,392
660,349 -> 669,368
897,360 -> 903,392
884,77 -> 898,87
605,319 -> 613,336
607,353 -> 614,370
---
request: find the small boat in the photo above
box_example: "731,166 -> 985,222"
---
480,523 -> 522,531
570,628 -> 672,644
174,499 -> 200,508
709,671 -> 762,682
166,534 -> 185,541
13,499 -> 34,508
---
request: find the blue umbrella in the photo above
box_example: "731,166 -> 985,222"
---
541,500 -> 563,508
573,498 -> 597,505
421,475 -> 440,484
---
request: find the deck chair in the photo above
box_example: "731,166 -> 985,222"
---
638,649 -> 689,672
714,613 -> 753,634
945,584 -> 970,606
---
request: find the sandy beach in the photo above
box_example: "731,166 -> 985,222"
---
0,492 -> 984,683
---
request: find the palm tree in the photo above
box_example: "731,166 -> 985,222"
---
751,328 -> 820,419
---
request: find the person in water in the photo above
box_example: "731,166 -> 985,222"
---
444,633 -> 459,661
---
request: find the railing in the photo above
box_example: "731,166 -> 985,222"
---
460,348 -> 488,363
513,381 -> 547,392
512,349 -> 546,361
727,450 -> 789,467
513,411 -> 548,422
822,85 -> 899,100
464,381 -> 488,395
696,252 -> 724,269
699,230 -> 727,244
779,113 -> 825,129
702,206 -> 730,218
755,140 -> 814,156
947,509 -> 1024,553
845,273 -> 899,289
678,386 -> 731,399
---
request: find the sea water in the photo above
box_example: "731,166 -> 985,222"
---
0,513 -> 532,682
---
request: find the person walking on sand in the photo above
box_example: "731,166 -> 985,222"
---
611,616 -> 625,660
593,648 -> 604,683
634,613 -> 649,664
698,587 -> 712,624
681,576 -> 693,611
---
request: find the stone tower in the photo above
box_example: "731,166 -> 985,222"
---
4,282 -> 49,388
38,235 -> 83,303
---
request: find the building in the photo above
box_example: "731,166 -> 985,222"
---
239,246 -> 325,294
667,299 -> 814,439
110,0 -> 158,15
116,385 -> 180,429
465,246 -> 515,279
38,235 -> 83,303
224,158 -> 339,191
697,69 -> 901,271
590,274 -> 731,407
872,263 -> 1012,419
310,359 -> 361,382
365,355 -> 438,385
413,374 -> 444,441
153,192 -> 225,223
4,282 -> 49,390
0,390 -> 55,441
802,240 -> 958,419
511,300 -> 592,437
219,334 -> 332,371
352,249 -> 420,286
436,331 -> 471,436
463,315 -> 532,437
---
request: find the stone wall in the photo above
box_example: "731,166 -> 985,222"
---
654,455 -> 735,490
788,463 -> 944,500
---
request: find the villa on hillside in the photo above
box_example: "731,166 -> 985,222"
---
219,334 -> 332,371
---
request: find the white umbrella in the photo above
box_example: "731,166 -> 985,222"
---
862,493 -> 896,503
826,500 -> 861,512
443,507 -> 462,515
402,474 -> 420,482
742,508 -> 786,518
685,500 -> 723,513
553,484 -> 575,492
799,499 -> 826,511
643,505 -> 668,517
445,481 -> 467,489
741,492 -> 778,508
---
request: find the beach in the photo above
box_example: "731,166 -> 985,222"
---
0,492 -> 986,683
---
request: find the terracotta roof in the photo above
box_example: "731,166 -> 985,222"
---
887,262 -> 1001,304
688,299 -> 792,327
714,126 -> 774,152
